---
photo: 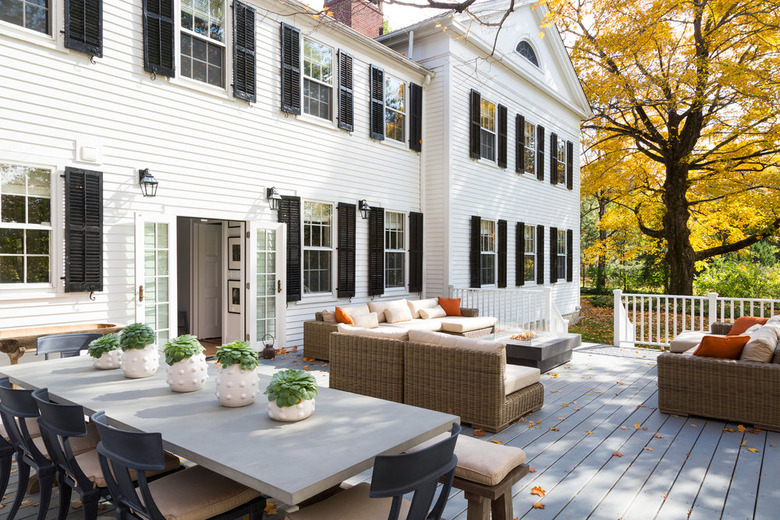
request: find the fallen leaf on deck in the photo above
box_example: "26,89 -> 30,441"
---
747,448 -> 759,453
72,502 -> 83,510
594,391 -> 602,393
723,428 -> 735,432
654,434 -> 664,438
634,423 -> 641,430
557,417 -> 566,421
738,425 -> 747,433
770,445 -> 776,448
562,403 -> 569,407
642,427 -> 648,431
550,373 -> 558,378
663,493 -> 668,501
572,401 -> 578,404
532,502 -> 545,509
644,447 -> 654,451
619,426 -> 629,430
21,500 -> 31,506
302,357 -> 314,362
549,427 -> 559,431
491,440 -> 503,445
748,429 -> 761,434
575,408 -> 581,411
741,441 -> 747,446
586,430 -> 594,434
550,390 -> 560,393
531,486 -> 546,497
637,404 -> 646,408
613,452 -> 624,457
617,381 -> 625,385
264,503 -> 278,515
529,467 -> 536,472
473,429 -> 485,437
690,424 -> 697,427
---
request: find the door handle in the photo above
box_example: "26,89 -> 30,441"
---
139,285 -> 144,302
277,280 -> 282,293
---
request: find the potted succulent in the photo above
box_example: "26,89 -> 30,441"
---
119,323 -> 159,379
264,369 -> 318,422
87,333 -> 122,369
214,341 -> 260,407
163,335 -> 208,392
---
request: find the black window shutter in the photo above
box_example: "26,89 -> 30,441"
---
497,219 -> 507,288
550,227 -> 558,282
536,225 -> 544,284
516,222 -> 525,286
516,115 -> 525,174
536,125 -> 545,181
470,215 -> 481,288
233,2 -> 256,103
567,229 -> 574,282
65,0 -> 102,58
278,196 -> 301,302
567,140 -> 574,190
368,207 -> 385,295
409,83 -> 423,152
64,167 -> 103,293
469,89 -> 481,159
408,212 -> 423,292
550,132 -> 558,185
336,203 -> 356,298
143,0 -> 175,77
497,105 -> 508,168
280,23 -> 301,115
337,51 -> 354,131
369,65 -> 385,140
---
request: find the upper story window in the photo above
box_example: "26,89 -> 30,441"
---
480,98 -> 496,162
516,41 -> 538,67
557,229 -> 566,280
556,139 -> 566,185
480,219 -> 496,286
0,163 -> 51,285
384,211 -> 405,288
384,75 -> 405,143
0,0 -> 49,34
303,37 -> 333,120
302,201 -> 333,294
524,225 -> 536,283
524,120 -> 536,175
180,0 -> 226,87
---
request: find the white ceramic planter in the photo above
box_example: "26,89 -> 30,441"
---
267,398 -> 315,422
215,366 -> 259,407
121,344 -> 160,379
92,350 -> 122,370
166,353 -> 209,392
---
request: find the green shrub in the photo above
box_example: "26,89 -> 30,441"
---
214,341 -> 259,370
119,323 -> 156,351
264,369 -> 318,407
162,335 -> 204,365
87,333 -> 120,358
694,259 -> 780,299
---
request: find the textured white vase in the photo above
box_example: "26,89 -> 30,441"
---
92,350 -> 122,370
267,398 -> 315,422
121,344 -> 160,379
215,366 -> 259,407
166,353 -> 209,392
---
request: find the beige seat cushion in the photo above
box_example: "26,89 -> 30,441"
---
336,324 -> 409,340
287,482 -> 410,520
76,449 -> 180,488
381,319 -> 442,332
368,300 -> 408,323
407,298 -> 439,319
1,417 -> 40,440
438,316 -> 497,333
669,331 -> 716,354
504,365 -> 541,396
143,465 -> 260,520
740,324 -> 780,363
407,330 -> 504,354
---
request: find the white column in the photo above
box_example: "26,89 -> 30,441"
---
613,289 -> 623,346
708,292 -> 719,328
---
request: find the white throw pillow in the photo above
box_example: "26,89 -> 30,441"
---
368,299 -> 408,323
385,306 -> 413,324
353,312 -> 379,329
321,309 -> 337,323
740,324 -> 780,363
419,305 -> 447,319
407,298 -> 439,319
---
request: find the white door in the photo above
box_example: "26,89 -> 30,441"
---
135,213 -> 177,346
193,222 -> 222,339
246,222 -> 285,349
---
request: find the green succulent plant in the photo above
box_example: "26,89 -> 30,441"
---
162,335 -> 204,365
119,323 -> 156,351
264,369 -> 318,408
214,341 -> 259,371
87,333 -> 120,358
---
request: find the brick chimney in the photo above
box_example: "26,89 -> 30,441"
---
324,0 -> 384,38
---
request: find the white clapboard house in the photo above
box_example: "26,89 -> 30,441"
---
0,0 -> 589,351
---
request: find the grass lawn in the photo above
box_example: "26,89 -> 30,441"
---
569,295 -> 613,344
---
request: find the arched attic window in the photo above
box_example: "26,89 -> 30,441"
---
516,40 -> 539,67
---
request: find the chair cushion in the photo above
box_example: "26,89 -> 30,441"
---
727,316 -> 769,336
287,482 -> 410,520
740,324 -> 780,363
384,306 -> 413,324
1,417 -> 40,440
407,298 -> 439,319
669,331 -> 713,354
407,330 -> 504,354
504,365 -> 541,396
353,312 -> 379,329
336,324 -> 409,340
438,316 -> 497,333
77,449 -> 180,488
368,300 -> 408,323
144,465 -> 261,520
692,335 -> 749,360
419,305 -> 447,320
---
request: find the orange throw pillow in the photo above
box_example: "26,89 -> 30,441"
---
693,335 -> 750,359
334,307 -> 354,325
438,297 -> 462,316
727,316 -> 768,336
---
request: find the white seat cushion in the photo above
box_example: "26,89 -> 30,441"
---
381,319 -> 442,332
407,330 -> 505,355
504,365 -> 541,396
438,316 -> 498,333
337,324 -> 409,340
287,482 -> 410,520
669,331 -> 720,353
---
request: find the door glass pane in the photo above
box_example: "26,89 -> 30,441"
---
255,228 -> 277,345
143,222 -> 171,343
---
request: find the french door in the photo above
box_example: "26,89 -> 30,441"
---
246,222 -> 286,349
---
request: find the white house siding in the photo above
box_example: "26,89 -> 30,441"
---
0,0 -> 427,348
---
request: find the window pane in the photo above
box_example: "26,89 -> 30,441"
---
0,0 -> 24,27
480,130 -> 495,161
28,196 -> 50,224
25,1 -> 48,33
27,255 -> 48,283
384,77 -> 404,111
26,229 -> 48,255
1,194 -> 25,223
0,229 -> 23,254
481,254 -> 495,285
27,167 -> 49,197
0,256 -> 23,283
524,256 -> 535,282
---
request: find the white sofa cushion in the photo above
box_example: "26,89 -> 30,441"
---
336,324 -> 408,340
740,324 -> 780,363
419,305 -> 447,319
407,330 -> 504,354
385,306 -> 413,324
353,312 -> 379,329
504,365 -> 541,396
338,304 -> 371,318
438,316 -> 497,333
381,319 -> 442,332
669,331 -> 721,354
368,300 -> 408,323
407,298 -> 439,319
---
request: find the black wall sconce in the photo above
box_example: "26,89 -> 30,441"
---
138,168 -> 159,198
359,199 -> 371,219
267,187 -> 282,211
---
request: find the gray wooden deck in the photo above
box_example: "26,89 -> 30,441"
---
5,344 -> 779,519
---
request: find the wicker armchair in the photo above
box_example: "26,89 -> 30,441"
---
329,333 -> 405,403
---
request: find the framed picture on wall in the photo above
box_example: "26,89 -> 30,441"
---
228,280 -> 242,314
228,236 -> 242,270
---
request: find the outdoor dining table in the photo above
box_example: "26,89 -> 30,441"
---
0,356 -> 459,505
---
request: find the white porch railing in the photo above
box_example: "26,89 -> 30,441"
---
448,286 -> 567,334
613,289 -> 780,347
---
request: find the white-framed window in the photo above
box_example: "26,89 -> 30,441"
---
384,75 -> 405,143
480,219 -> 496,286
180,0 -> 226,88
516,40 -> 539,67
557,229 -> 566,280
480,98 -> 496,161
524,225 -> 536,283
384,211 -> 405,288
302,201 -> 333,294
0,163 -> 52,286
556,139 -> 566,185
303,37 -> 333,120
0,0 -> 49,34
523,120 -> 536,175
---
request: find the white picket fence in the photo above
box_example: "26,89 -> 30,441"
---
449,286 -> 567,333
613,290 -> 780,347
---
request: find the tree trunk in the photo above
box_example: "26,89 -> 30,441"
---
595,196 -> 608,292
663,164 -> 696,295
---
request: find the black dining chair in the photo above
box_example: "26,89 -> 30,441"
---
0,377 -> 18,503
0,378 -> 56,520
287,422 -> 461,520
91,411 -> 266,520
36,333 -> 103,360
